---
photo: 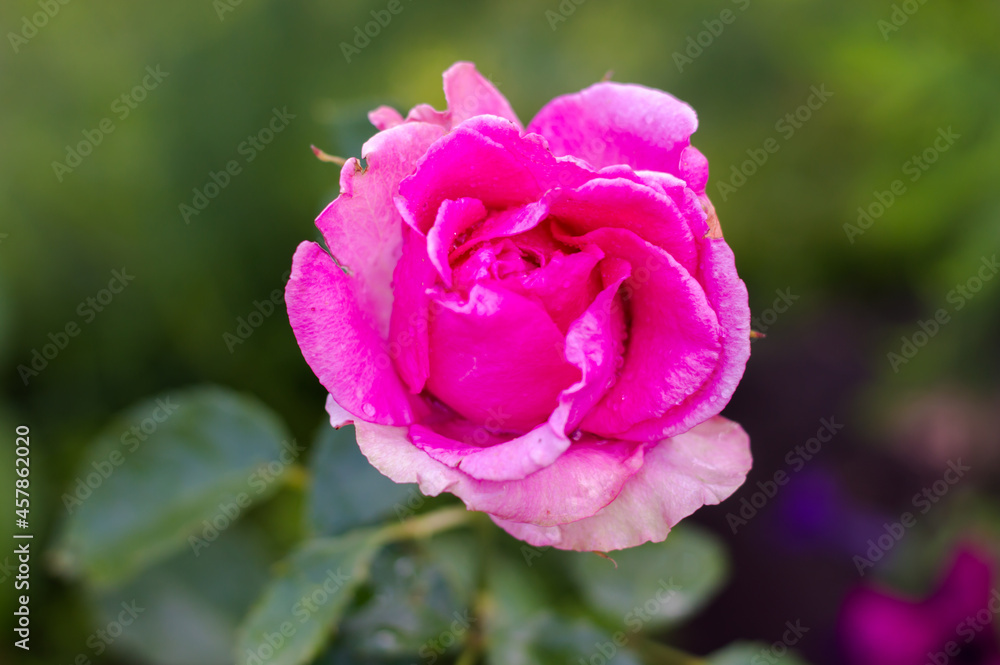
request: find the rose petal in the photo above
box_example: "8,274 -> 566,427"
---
500,243 -> 604,334
548,177 -> 698,273
325,394 -> 355,428
492,416 -> 752,551
396,116 -> 594,235
442,61 -> 522,128
426,197 -> 488,287
315,121 -> 446,336
368,105 -> 404,131
613,238 -> 750,441
527,81 -> 699,180
427,282 -> 581,432
286,241 -> 419,425
387,227 -> 436,394
549,257 -> 630,436
555,227 -> 721,440
410,420 -> 572,481
355,421 -> 644,525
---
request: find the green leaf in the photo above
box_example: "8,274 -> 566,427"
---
568,524 -> 729,631
338,535 -> 479,659
90,522 -> 274,665
306,424 -> 416,536
235,530 -> 384,665
484,555 -> 642,665
50,385 -> 296,586
707,641 -> 814,665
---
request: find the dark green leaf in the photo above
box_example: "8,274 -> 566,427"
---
50,385 -> 296,586
235,529 -> 384,665
568,524 -> 729,631
90,522 -> 274,665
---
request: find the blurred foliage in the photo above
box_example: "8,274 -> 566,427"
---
2,0 -> 999,663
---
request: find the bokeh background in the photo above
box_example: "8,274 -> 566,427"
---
3,0 -> 1000,663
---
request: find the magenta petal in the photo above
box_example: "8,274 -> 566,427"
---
527,82 -> 698,180
548,177 -> 698,273
396,116 -> 595,234
615,238 -> 750,441
501,244 -> 604,334
355,421 -> 644,525
410,421 -> 572,482
558,228 -> 720,440
286,242 -> 417,425
426,198 -> 487,287
492,416 -> 752,551
678,145 -> 709,196
442,61 -> 522,129
427,283 -> 581,432
549,258 -> 629,436
315,121 -> 446,335
368,106 -> 404,131
387,228 -> 436,394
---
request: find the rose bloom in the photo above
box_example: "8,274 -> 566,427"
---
287,62 -> 752,551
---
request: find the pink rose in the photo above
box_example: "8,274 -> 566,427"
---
287,62 -> 752,551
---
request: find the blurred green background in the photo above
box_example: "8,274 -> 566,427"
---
2,0 -> 999,663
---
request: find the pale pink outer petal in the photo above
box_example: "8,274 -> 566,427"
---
492,416 -> 752,551
325,394 -> 355,428
409,421 -> 572,482
314,121 -> 446,336
355,421 -> 645,525
286,241 -> 418,426
527,81 -> 698,180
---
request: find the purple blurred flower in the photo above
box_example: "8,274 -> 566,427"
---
840,545 -> 1000,665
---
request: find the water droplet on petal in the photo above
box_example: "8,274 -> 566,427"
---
362,402 -> 376,418
571,430 -> 583,441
